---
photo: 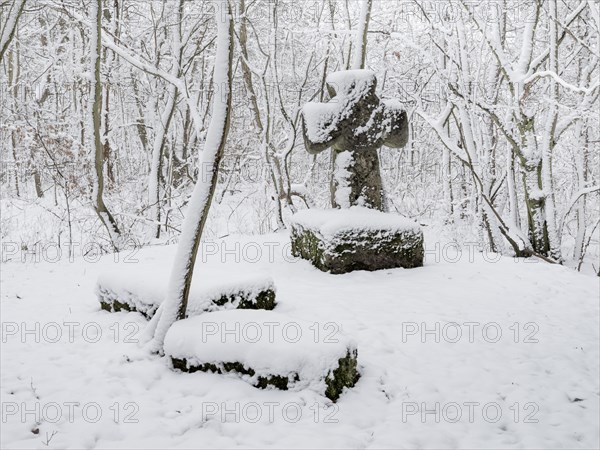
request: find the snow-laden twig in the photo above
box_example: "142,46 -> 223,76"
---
559,185 -> 600,237
523,71 -> 600,94
46,0 -> 205,137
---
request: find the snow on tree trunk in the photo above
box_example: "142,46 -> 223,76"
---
147,83 -> 177,239
89,0 -> 121,250
352,0 -> 372,71
540,0 -> 562,262
147,0 -> 183,240
0,0 -> 26,63
150,0 -> 234,352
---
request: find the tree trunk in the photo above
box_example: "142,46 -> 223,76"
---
352,0 -> 372,70
0,0 -> 27,63
522,159 -> 550,255
150,0 -> 234,351
90,0 -> 121,249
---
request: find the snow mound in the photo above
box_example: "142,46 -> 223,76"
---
96,270 -> 276,318
164,309 -> 359,401
290,206 -> 421,238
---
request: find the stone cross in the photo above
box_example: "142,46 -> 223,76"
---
301,70 -> 409,211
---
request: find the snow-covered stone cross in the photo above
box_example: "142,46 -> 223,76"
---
293,70 -> 423,274
301,70 -> 409,211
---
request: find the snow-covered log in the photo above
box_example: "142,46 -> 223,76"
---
164,310 -> 359,402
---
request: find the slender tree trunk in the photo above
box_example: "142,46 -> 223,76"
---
90,0 -> 121,249
541,0 -> 562,261
237,0 -> 285,228
150,0 -> 234,351
148,83 -> 178,238
0,0 -> 27,63
7,48 -> 20,197
573,120 -> 588,265
147,0 -> 184,239
507,146 -> 520,228
352,0 -> 372,70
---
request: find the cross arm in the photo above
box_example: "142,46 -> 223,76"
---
301,102 -> 344,154
381,100 -> 409,149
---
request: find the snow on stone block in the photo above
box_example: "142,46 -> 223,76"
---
164,310 -> 359,402
96,272 -> 276,319
290,207 -> 424,274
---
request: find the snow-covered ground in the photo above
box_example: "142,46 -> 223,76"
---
1,231 -> 599,449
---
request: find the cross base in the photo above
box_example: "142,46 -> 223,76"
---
290,207 -> 424,274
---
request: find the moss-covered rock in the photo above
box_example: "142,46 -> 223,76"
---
165,310 -> 359,401
99,298 -> 146,316
170,349 -> 358,402
290,208 -> 424,274
325,349 -> 360,401
97,285 -> 277,318
212,289 -> 276,311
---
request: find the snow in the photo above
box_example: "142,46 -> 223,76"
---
0,0 -> 26,59
96,267 -> 275,317
2,232 -> 598,448
326,70 -> 377,96
302,70 -> 377,146
164,310 -> 356,394
528,189 -> 546,201
290,206 -> 421,238
333,151 -> 354,209
381,98 -> 403,112
301,101 -> 339,145
88,0 -> 100,214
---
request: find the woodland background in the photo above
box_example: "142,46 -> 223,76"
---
1,0 -> 598,272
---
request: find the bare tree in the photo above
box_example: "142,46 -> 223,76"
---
149,0 -> 235,351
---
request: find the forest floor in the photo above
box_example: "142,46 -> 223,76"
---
1,231 -> 599,449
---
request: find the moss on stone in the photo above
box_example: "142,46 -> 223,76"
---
325,349 -> 360,402
99,288 -> 277,319
212,289 -> 277,311
99,298 -> 154,319
291,223 -> 424,274
171,357 -> 297,390
171,349 -> 358,402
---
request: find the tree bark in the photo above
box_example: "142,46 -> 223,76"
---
150,0 -> 234,351
90,0 -> 121,249
0,0 -> 26,63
